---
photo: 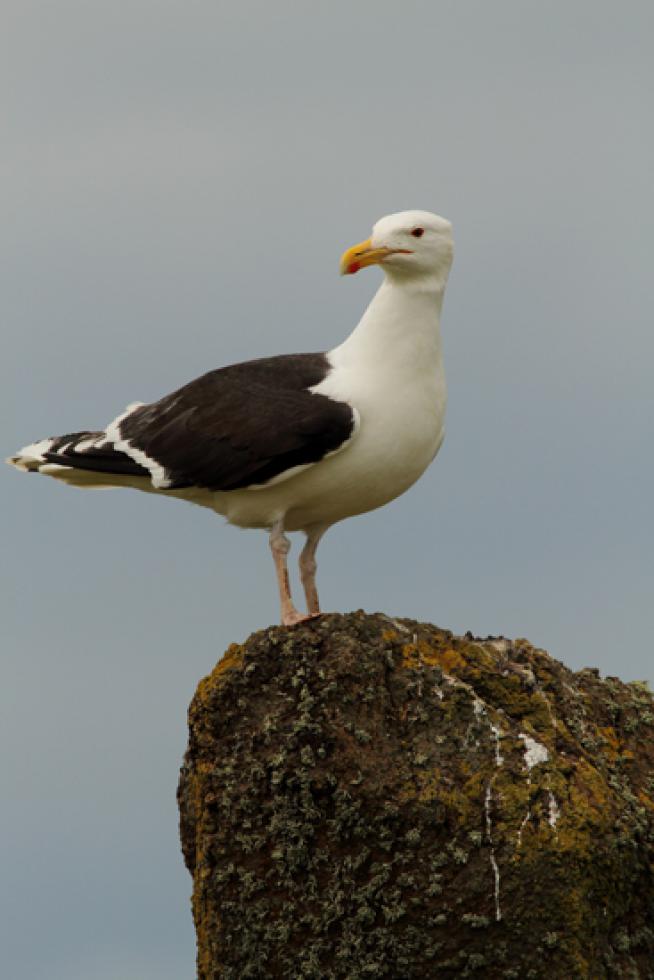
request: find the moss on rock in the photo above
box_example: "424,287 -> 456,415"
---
178,612 -> 654,979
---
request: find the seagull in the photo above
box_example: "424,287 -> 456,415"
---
8,210 -> 454,625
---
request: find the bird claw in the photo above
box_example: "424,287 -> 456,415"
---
281,610 -> 322,627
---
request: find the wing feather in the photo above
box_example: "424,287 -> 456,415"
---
43,354 -> 357,492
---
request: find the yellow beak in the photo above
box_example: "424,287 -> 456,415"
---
340,237 -> 395,276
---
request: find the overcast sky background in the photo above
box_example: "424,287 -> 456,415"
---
2,2 -> 652,977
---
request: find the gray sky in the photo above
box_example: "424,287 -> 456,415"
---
2,2 -> 652,977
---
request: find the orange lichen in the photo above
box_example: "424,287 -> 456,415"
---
196,643 -> 245,705
596,725 -> 621,758
402,638 -> 466,674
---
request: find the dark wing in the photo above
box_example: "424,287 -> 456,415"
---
43,354 -> 357,492
41,430 -> 151,477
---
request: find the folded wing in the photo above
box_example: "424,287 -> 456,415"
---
39,354 -> 358,492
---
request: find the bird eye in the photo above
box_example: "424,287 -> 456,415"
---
411,227 -> 424,238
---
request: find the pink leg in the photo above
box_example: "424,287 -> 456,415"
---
269,520 -> 310,626
299,524 -> 329,617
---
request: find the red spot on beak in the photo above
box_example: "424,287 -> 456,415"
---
348,262 -> 361,274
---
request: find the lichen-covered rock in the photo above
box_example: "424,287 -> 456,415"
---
178,612 -> 654,979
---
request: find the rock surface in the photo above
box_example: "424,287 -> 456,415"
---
178,612 -> 654,979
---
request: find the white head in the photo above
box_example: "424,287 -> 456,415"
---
340,210 -> 453,286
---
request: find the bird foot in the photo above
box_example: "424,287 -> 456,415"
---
281,610 -> 322,627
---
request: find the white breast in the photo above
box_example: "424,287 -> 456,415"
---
213,276 -> 448,533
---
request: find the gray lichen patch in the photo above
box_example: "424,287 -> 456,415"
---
178,612 -> 654,979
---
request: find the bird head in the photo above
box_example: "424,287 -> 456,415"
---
340,210 -> 453,284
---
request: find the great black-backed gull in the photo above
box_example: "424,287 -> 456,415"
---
8,210 -> 454,624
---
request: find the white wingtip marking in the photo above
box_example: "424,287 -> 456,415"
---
6,455 -> 33,472
7,438 -> 57,472
71,437 -> 99,454
15,437 -> 55,460
39,463 -> 74,474
101,402 -> 172,488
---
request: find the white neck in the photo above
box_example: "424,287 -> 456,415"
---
331,273 -> 445,373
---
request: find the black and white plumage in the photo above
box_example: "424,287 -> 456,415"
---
9,210 -> 454,625
28,355 -> 357,493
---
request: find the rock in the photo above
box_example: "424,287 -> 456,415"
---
178,612 -> 654,979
